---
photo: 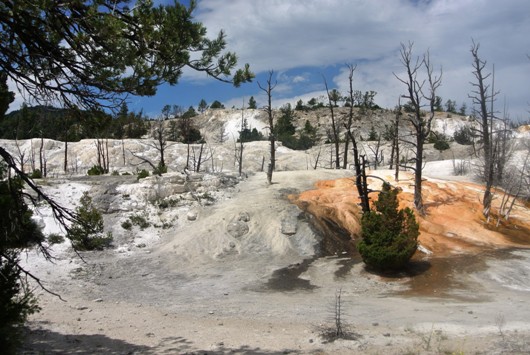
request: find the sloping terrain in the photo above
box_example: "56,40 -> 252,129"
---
5,108 -> 529,353
18,167 -> 530,354
293,170 -> 530,257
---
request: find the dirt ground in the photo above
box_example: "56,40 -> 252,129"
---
20,170 -> 530,354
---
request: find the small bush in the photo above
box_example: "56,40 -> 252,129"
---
67,192 -> 112,250
0,252 -> 40,353
358,183 -> 419,271
121,220 -> 133,230
111,170 -> 120,176
30,169 -> 42,179
47,233 -> 65,245
87,165 -> 105,176
158,198 -> 179,209
453,125 -> 474,145
153,163 -> 167,176
434,140 -> 450,151
137,169 -> 149,180
122,172 -> 131,176
128,214 -> 150,230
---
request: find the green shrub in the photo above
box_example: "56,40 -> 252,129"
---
47,233 -> 65,245
121,172 -> 131,176
153,163 -> 167,176
121,220 -> 132,230
0,252 -> 40,353
128,214 -> 150,230
87,165 -> 105,176
358,183 -> 419,271
453,125 -> 474,145
137,169 -> 149,180
111,170 -> 120,176
434,140 -> 450,151
67,192 -> 112,250
0,161 -> 42,351
30,169 -> 42,179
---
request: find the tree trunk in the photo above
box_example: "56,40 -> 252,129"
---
414,135 -> 424,213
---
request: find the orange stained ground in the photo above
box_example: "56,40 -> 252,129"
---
291,172 -> 530,257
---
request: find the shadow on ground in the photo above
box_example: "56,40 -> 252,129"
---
21,326 -> 299,355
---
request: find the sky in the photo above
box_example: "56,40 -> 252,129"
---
127,0 -> 530,121
7,0 -> 530,121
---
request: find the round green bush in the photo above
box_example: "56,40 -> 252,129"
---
358,183 -> 419,271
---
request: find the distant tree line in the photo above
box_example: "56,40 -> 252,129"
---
0,103 -> 148,141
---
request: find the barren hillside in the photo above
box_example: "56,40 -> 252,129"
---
3,108 -> 529,354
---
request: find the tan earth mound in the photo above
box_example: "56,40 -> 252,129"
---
292,170 -> 530,257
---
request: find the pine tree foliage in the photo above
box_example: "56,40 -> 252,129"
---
0,161 -> 43,351
0,0 -> 253,109
358,183 -> 419,270
67,192 -> 112,251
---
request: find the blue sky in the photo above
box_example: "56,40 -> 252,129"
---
126,0 -> 530,121
8,0 -> 530,121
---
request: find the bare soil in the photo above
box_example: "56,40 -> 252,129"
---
21,170 -> 530,354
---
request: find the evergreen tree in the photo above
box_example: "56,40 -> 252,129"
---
459,102 -> 467,116
0,1 -> 253,109
248,96 -> 257,109
274,104 -> 296,137
434,96 -> 443,111
67,192 -> 112,251
358,183 -> 419,271
198,99 -> 208,113
182,106 -> 198,119
368,126 -> 379,141
0,158 -> 43,350
210,100 -> 225,109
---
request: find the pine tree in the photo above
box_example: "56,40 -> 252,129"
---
358,183 -> 419,270
248,96 -> 257,109
67,192 -> 112,251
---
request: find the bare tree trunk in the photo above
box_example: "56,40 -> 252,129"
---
238,105 -> 244,176
344,64 -> 369,213
313,146 -> 322,170
394,103 -> 401,182
258,71 -> 277,185
122,139 -> 126,166
39,133 -> 46,177
186,143 -> 190,170
469,41 -> 499,219
196,142 -> 204,172
394,42 -> 441,215
64,140 -> 68,173
323,77 -> 341,169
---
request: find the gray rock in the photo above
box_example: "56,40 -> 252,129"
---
280,206 -> 302,235
280,217 -> 298,235
187,211 -> 198,221
226,220 -> 249,238
238,211 -> 251,222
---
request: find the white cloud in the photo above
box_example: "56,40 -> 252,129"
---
189,0 -> 530,118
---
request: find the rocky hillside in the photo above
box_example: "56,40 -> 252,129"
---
5,107 -> 523,179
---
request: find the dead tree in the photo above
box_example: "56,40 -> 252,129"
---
39,132 -> 47,177
388,98 -> 402,181
14,139 -> 27,174
342,64 -> 357,169
323,77 -> 341,169
191,142 -> 212,172
394,42 -> 442,215
344,64 -> 370,213
149,116 -> 168,171
95,138 -> 109,173
496,150 -> 529,226
237,103 -> 245,176
469,41 -> 499,219
258,70 -> 277,185
367,136 -> 383,170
